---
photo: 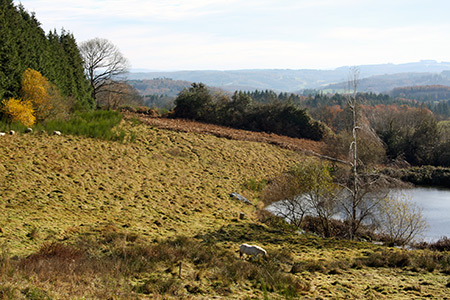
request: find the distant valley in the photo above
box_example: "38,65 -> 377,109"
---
128,60 -> 450,94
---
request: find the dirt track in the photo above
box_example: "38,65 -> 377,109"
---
127,113 -> 326,156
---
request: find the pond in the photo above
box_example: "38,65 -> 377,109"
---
402,187 -> 450,242
266,186 -> 450,242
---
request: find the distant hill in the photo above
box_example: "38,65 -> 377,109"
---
128,78 -> 192,97
321,72 -> 450,93
127,60 -> 450,93
128,69 -> 344,92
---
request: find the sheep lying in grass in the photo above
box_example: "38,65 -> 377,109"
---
53,130 -> 61,136
9,130 -> 15,135
0,132 -> 5,136
239,243 -> 267,259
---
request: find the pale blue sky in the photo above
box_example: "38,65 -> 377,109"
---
14,0 -> 450,71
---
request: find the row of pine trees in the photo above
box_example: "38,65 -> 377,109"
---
0,0 -> 93,115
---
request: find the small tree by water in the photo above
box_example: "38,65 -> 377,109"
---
377,193 -> 428,246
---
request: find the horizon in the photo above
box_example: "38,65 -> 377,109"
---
13,0 -> 450,71
129,59 -> 450,73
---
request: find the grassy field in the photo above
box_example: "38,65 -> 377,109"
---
1,118 -> 449,299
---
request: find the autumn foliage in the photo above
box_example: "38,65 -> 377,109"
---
1,69 -> 64,126
1,97 -> 36,127
21,68 -> 53,121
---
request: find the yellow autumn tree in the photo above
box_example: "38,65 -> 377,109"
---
1,98 -> 36,127
21,68 -> 53,121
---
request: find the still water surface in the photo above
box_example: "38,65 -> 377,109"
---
404,187 -> 450,242
268,187 -> 450,242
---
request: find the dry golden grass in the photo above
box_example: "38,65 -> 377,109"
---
1,118 -> 449,299
0,120 -> 303,255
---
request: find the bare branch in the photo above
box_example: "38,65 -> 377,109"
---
80,38 -> 130,105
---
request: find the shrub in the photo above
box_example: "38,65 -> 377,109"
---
414,236 -> 450,252
21,287 -> 52,300
21,68 -> 52,121
357,250 -> 412,269
1,98 -> 36,127
382,166 -> 450,187
243,178 -> 268,192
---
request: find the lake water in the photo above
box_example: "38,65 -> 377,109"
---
401,187 -> 450,242
267,187 -> 450,242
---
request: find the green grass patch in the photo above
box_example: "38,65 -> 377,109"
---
1,110 -> 130,141
0,119 -> 28,132
42,110 -> 126,141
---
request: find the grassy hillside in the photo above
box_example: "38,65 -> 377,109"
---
1,119 -> 449,299
0,120 -> 301,253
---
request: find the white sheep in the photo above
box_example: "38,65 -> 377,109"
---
9,130 -> 15,135
0,132 -> 5,136
53,130 -> 61,136
25,128 -> 33,133
239,243 -> 267,259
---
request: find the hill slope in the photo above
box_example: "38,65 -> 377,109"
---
1,119 -> 449,299
0,121 -> 303,254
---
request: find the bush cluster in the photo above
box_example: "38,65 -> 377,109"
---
172,83 -> 327,141
414,236 -> 450,252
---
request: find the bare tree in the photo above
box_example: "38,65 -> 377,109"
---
80,38 -> 130,105
339,67 -> 414,240
344,67 -> 363,240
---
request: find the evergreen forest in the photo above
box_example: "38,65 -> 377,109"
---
0,0 -> 93,113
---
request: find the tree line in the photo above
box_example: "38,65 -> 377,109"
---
171,83 -> 327,141
304,91 -> 450,118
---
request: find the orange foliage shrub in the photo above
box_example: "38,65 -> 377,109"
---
1,97 -> 36,127
21,68 -> 53,121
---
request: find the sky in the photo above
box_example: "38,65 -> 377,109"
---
13,0 -> 450,71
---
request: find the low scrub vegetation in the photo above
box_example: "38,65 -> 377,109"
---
0,231 -> 309,299
1,110 -> 134,142
414,236 -> 450,252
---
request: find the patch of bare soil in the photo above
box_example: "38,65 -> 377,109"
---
127,113 -> 325,156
